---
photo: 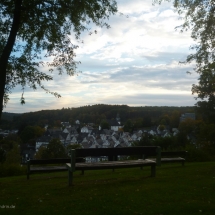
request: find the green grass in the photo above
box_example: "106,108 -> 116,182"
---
1,162 -> 215,215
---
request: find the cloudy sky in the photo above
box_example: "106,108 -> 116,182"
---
4,0 -> 198,113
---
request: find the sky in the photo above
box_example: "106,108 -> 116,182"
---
4,0 -> 199,114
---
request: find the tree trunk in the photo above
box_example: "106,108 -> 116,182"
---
0,0 -> 23,119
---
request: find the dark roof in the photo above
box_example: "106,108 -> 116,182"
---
76,133 -> 88,143
47,128 -> 62,134
61,122 -> 71,127
96,139 -> 104,146
103,129 -> 113,135
91,129 -> 102,135
81,142 -> 91,149
66,127 -> 78,134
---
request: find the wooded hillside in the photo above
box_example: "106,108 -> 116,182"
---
1,104 -> 195,129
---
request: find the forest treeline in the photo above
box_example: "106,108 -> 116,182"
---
1,104 -> 195,130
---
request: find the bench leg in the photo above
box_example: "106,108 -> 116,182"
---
68,171 -> 73,186
151,165 -> 156,177
27,162 -> 30,180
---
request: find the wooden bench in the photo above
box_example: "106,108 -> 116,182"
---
160,151 -> 187,166
66,146 -> 161,186
150,151 -> 187,166
27,158 -> 84,179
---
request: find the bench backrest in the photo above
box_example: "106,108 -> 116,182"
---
161,151 -> 187,158
28,157 -> 84,165
76,146 -> 159,157
28,158 -> 71,165
27,147 -> 161,166
74,146 -> 161,166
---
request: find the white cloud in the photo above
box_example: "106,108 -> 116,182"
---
4,1 -> 197,113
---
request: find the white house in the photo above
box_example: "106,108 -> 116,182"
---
35,136 -> 52,152
81,126 -> 93,133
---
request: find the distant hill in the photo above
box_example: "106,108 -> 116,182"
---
1,112 -> 21,121
7,104 -> 196,129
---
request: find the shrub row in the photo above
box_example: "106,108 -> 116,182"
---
0,164 -> 26,177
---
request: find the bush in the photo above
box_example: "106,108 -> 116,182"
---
185,144 -> 213,162
0,164 -> 26,177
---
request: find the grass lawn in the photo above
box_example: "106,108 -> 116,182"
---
0,162 -> 215,215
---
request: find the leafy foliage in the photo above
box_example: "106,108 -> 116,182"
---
4,142 -> 21,164
0,134 -> 22,165
100,119 -> 110,130
0,148 -> 6,164
154,0 -> 215,121
132,133 -> 154,147
66,144 -> 82,157
192,65 -> 215,122
0,163 -> 26,177
123,119 -> 134,132
20,125 -> 45,143
34,146 -> 48,159
35,138 -> 67,159
0,134 -> 22,151
0,0 -> 118,115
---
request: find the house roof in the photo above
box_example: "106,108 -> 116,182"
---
47,128 -> 62,133
61,122 -> 71,127
76,133 -> 88,142
65,127 -> 78,134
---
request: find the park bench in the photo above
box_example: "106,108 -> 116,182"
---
66,146 -> 161,186
160,151 -> 187,166
27,158 -> 84,179
150,151 -> 187,166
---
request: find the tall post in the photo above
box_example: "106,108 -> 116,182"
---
27,160 -> 30,180
68,149 -> 76,186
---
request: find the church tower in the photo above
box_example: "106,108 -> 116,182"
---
116,113 -> 120,124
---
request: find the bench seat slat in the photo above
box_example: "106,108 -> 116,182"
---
160,157 -> 185,162
29,166 -> 67,171
151,157 -> 185,162
161,151 -> 187,157
66,159 -> 156,170
150,150 -> 187,166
